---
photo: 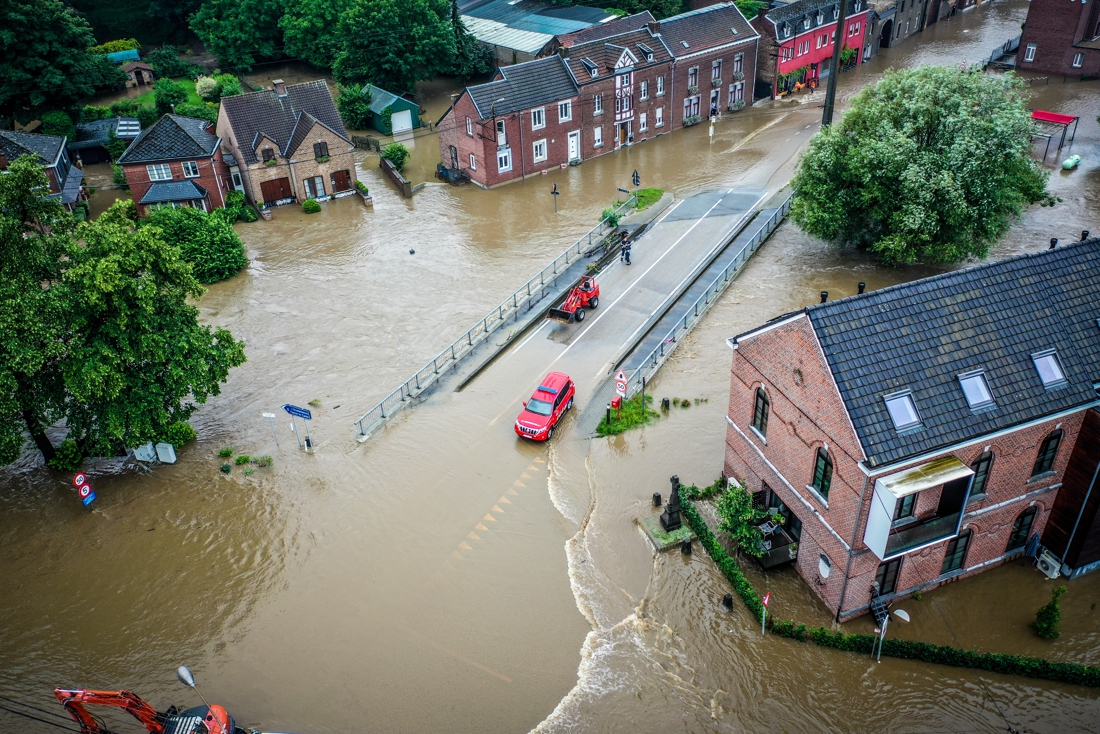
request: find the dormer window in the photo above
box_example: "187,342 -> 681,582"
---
261,148 -> 275,162
816,11 -> 824,23
833,6 -> 839,19
853,0 -> 862,10
958,371 -> 994,409
1032,350 -> 1067,388
884,391 -> 921,431
582,58 -> 598,78
782,24 -> 792,38
802,18 -> 810,29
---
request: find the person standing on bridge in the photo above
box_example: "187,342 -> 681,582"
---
621,235 -> 632,265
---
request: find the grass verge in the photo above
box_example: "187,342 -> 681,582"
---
596,393 -> 659,436
635,187 -> 664,211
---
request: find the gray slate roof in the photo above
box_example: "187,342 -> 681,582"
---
139,180 -> 208,204
220,80 -> 348,164
468,55 -> 578,118
117,115 -> 219,164
0,130 -> 65,166
70,117 -> 141,150
659,3 -> 758,58
558,11 -> 655,47
562,28 -> 673,82
762,0 -> 866,39
804,239 -> 1100,468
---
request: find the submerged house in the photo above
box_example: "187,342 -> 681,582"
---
362,85 -> 422,136
69,117 -> 141,164
0,130 -> 86,211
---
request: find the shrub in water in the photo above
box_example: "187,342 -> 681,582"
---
380,142 -> 410,172
1034,586 -> 1068,639
143,206 -> 248,284
302,198 -> 322,214
235,455 -> 251,465
48,439 -> 83,471
218,446 -> 233,457
161,422 -> 196,449
254,455 -> 273,467
220,463 -> 232,474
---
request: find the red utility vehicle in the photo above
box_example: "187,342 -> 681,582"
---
515,372 -> 575,441
548,276 -> 599,323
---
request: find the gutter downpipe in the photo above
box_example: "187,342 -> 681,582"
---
1062,457 -> 1100,568
518,112 -> 525,181
835,469 -> 872,623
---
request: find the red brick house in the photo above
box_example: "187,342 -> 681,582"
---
117,114 -> 231,215
723,239 -> 1100,620
751,0 -> 870,99
0,130 -> 86,212
1016,0 -> 1100,77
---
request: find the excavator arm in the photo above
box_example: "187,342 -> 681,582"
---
54,688 -> 166,734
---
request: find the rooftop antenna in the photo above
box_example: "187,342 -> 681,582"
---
176,666 -> 211,709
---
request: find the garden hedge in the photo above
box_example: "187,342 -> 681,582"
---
681,498 -> 1100,687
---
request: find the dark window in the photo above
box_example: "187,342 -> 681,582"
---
811,448 -> 832,500
970,451 -> 993,499
893,494 -> 916,520
262,148 -> 275,162
752,388 -> 769,437
554,382 -> 572,409
313,141 -> 329,158
1032,430 -> 1063,476
941,529 -> 972,574
875,558 -> 901,595
1007,507 -> 1037,552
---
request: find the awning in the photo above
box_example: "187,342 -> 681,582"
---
875,456 -> 973,499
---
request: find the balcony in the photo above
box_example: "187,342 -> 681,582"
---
756,521 -> 798,569
884,511 -> 963,558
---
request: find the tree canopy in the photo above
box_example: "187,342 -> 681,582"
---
280,0 -> 352,69
336,84 -> 373,129
790,66 -> 1048,267
191,0 -> 287,71
143,206 -> 250,284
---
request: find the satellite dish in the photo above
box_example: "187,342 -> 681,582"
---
818,554 -> 831,579
893,609 -> 910,623
177,666 -> 196,688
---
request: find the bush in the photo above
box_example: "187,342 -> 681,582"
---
154,79 -> 188,115
254,455 -> 273,467
143,206 -> 249,284
355,180 -> 369,195
337,83 -> 373,129
105,130 -> 129,161
195,75 -> 220,101
174,102 -> 219,124
238,205 -> 258,222
215,74 -> 242,98
112,165 -> 128,187
40,110 -> 75,139
218,446 -> 233,457
146,47 -> 201,79
226,190 -> 246,208
80,105 -> 112,123
302,198 -> 322,213
380,142 -> 410,172
137,107 -> 159,130
89,39 -> 140,54
48,439 -> 83,471
161,421 -> 196,449
596,393 -> 658,436
109,99 -> 142,118
220,463 -> 232,473
1034,586 -> 1068,639
601,207 -> 622,228
234,454 -> 251,465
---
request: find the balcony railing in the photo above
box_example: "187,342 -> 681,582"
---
884,512 -> 961,559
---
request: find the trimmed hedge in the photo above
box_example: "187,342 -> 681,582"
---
682,497 -> 1100,688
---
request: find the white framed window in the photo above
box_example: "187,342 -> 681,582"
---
147,164 -> 172,181
533,138 -> 547,163
711,60 -> 721,80
1073,52 -> 1084,68
798,41 -> 808,55
639,112 -> 648,131
496,119 -> 507,146
1023,43 -> 1036,62
497,148 -> 512,172
688,67 -> 698,86
594,94 -> 603,114
958,371 -> 994,409
640,80 -> 648,100
466,117 -> 473,136
782,47 -> 794,61
734,53 -> 744,73
884,391 -> 921,431
469,153 -> 476,171
182,161 -> 200,178
816,35 -> 823,49
558,101 -> 571,122
656,75 -> 664,95
594,125 -> 603,147
1032,350 -> 1067,387
531,107 -> 545,130
655,106 -> 663,127
730,82 -> 744,102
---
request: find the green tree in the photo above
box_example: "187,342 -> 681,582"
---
143,206 -> 250,284
334,0 -> 457,92
145,46 -> 202,79
191,0 -> 287,71
448,0 -> 493,79
336,83 -> 373,129
145,0 -> 205,44
1033,585 -> 1068,639
380,142 -> 410,172
280,0 -> 352,69
39,110 -> 76,139
175,102 -> 219,123
105,129 -> 130,161
215,74 -> 243,98
791,66 -> 1048,267
154,78 -> 188,115
0,0 -> 126,115
715,483 -> 770,558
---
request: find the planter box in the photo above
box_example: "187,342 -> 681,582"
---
358,191 -> 374,206
259,208 -> 273,221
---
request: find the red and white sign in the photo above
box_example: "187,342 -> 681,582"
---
615,370 -> 627,397
762,592 -> 771,608
78,484 -> 92,499
72,473 -> 87,488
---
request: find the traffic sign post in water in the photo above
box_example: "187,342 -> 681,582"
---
282,404 -> 314,451
74,474 -> 96,507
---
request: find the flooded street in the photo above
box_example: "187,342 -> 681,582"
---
4,2 -> 1100,732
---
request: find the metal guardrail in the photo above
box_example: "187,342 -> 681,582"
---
988,35 -> 1021,64
354,195 -> 638,438
622,192 -> 794,398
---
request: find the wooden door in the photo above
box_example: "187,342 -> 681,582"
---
260,177 -> 292,203
331,169 -> 351,192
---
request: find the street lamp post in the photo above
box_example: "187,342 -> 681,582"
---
822,0 -> 850,127
874,608 -> 910,662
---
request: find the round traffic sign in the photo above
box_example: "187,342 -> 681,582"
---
615,380 -> 627,395
79,484 -> 91,498
72,473 -> 87,488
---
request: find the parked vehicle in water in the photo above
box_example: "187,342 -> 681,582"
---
515,372 -> 575,441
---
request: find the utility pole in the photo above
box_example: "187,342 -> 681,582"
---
821,0 -> 850,127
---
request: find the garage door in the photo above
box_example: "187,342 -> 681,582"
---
260,177 -> 293,204
391,109 -> 413,134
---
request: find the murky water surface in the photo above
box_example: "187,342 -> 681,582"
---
4,3 -> 1100,732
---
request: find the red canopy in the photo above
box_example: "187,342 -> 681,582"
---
1032,109 -> 1078,126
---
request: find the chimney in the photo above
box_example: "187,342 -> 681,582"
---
857,282 -> 866,294
648,20 -> 660,34
820,291 -> 828,303
1049,237 -> 1058,250
273,79 -> 288,97
1081,230 -> 1090,241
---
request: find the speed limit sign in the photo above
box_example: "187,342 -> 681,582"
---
72,473 -> 87,488
78,484 -> 91,499
615,370 -> 627,397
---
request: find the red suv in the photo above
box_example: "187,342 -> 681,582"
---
515,372 -> 575,441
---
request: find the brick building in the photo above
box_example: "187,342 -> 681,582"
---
723,240 -> 1100,620
117,114 -> 231,215
1016,0 -> 1100,77
0,130 -> 86,212
751,0 -> 870,99
438,4 -> 759,188
217,80 -> 357,208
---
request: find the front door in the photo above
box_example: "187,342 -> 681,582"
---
259,177 -> 293,204
331,169 -> 351,192
567,131 -> 580,161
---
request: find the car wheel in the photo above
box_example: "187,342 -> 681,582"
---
588,296 -> 598,309
575,308 -> 585,322
567,397 -> 574,411
546,425 -> 554,440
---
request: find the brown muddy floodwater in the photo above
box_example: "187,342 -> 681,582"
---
3,3 -> 1100,733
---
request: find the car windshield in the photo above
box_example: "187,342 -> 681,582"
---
526,398 -> 553,416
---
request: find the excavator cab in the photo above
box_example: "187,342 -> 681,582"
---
162,705 -> 237,734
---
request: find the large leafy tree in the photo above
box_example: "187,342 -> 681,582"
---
0,0 -> 126,115
143,206 -> 250,284
334,0 -> 457,92
448,1 -> 493,80
791,66 -> 1048,267
280,0 -> 352,69
191,0 -> 287,71
715,483 -> 769,558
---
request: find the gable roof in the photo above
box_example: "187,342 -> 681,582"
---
561,28 -> 673,81
69,117 -> 141,150
117,114 -> 219,164
122,61 -> 154,73
0,130 -> 64,166
803,240 -> 1100,468
659,3 -> 759,58
461,0 -> 615,55
365,85 -> 418,115
762,0 -> 866,40
468,55 -> 578,118
219,80 -> 348,164
557,11 -> 655,47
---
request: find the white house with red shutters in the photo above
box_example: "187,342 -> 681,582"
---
750,0 -> 869,99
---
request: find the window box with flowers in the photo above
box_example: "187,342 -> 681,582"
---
315,155 -> 330,163
727,99 -> 746,111
687,85 -> 699,95
732,71 -> 745,81
264,159 -> 278,167
711,78 -> 722,87
683,115 -> 701,127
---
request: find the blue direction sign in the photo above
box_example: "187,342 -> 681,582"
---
283,404 -> 312,420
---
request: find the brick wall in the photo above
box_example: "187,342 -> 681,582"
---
284,123 -> 357,200
670,43 -> 758,124
1017,0 -> 1100,77
123,154 -> 230,215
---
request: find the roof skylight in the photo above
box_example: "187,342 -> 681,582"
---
958,371 -> 994,409
884,392 -> 921,431
1032,350 -> 1067,387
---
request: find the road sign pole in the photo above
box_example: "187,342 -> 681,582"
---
304,420 -> 314,451
263,412 -> 279,447
291,415 -> 303,449
762,606 -> 766,635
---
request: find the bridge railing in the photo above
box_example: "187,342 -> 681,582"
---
354,195 -> 637,437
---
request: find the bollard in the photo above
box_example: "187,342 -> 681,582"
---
820,291 -> 828,303
1050,238 -> 1058,250
857,282 -> 866,294
606,403 -> 612,426
661,397 -> 670,410
1082,230 -> 1091,241
722,593 -> 733,610
681,539 -> 692,555
653,492 -> 662,507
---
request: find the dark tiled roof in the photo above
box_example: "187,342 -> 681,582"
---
57,166 -> 84,204
468,55 -> 578,118
122,61 -> 154,72
562,28 -> 673,81
659,3 -> 759,58
139,180 -> 209,204
220,80 -> 348,164
558,11 -> 655,46
69,117 -> 141,150
805,240 -> 1100,467
117,115 -> 219,164
762,0 -> 866,38
0,130 -> 64,166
